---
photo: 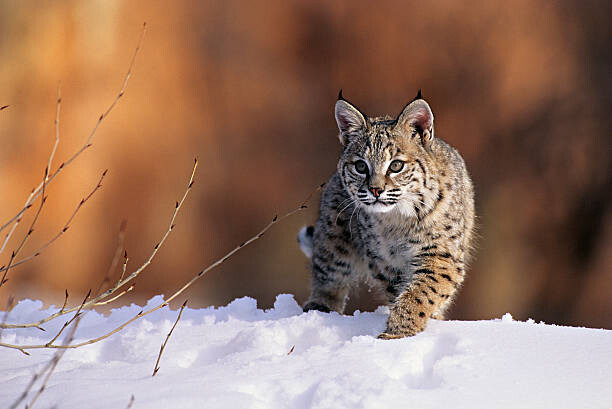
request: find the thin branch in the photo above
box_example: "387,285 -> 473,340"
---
0,170 -> 107,284
25,315 -> 81,409
47,82 -> 62,181
59,290 -> 69,314
0,168 -> 48,287
94,219 -> 127,296
9,313 -> 82,409
118,250 -> 129,283
1,158 -> 196,330
153,299 -> 187,376
9,366 -> 40,408
0,22 -> 146,256
0,182 -> 323,351
93,284 -> 134,306
44,290 -> 90,347
0,296 -> 15,338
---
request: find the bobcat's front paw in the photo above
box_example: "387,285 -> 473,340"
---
379,310 -> 427,339
377,326 -> 421,340
303,301 -> 331,313
377,332 -> 405,340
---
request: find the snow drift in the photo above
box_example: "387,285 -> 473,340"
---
1,294 -> 611,409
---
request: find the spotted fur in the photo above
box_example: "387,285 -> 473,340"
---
300,92 -> 475,338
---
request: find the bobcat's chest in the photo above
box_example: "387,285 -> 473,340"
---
358,212 -> 417,278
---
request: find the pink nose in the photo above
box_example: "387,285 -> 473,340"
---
369,187 -> 383,197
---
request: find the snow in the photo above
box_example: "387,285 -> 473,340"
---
1,294 -> 611,409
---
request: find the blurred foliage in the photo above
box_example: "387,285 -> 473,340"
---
0,0 -> 610,328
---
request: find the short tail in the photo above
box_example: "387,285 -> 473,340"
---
297,226 -> 314,259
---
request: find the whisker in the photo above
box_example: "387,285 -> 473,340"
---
349,204 -> 360,239
336,196 -> 355,210
335,199 -> 358,225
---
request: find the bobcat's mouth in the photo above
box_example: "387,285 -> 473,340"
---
365,200 -> 395,213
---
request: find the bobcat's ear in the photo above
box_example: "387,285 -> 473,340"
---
396,98 -> 434,147
335,95 -> 367,146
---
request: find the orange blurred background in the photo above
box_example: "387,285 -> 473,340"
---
1,1 -> 610,328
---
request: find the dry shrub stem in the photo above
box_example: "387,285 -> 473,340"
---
2,23 -> 148,408
0,22 -> 146,261
153,299 -> 188,376
125,395 -> 135,409
0,170 -> 107,286
0,168 -> 49,286
0,159 -> 196,333
0,180 -> 321,351
94,219 -> 128,297
8,314 -> 82,409
0,296 -> 15,338
0,20 -> 320,380
48,82 -> 61,179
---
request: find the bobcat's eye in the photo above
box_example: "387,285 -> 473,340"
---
354,160 -> 368,174
389,160 -> 405,173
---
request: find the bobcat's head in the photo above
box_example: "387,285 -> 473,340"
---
335,91 -> 439,218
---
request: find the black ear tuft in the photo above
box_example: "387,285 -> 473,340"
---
338,89 -> 344,101
411,89 -> 423,103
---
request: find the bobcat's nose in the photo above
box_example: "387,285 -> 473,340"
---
369,187 -> 384,198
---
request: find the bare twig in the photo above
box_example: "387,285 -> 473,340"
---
95,220 -> 128,296
0,296 -> 15,338
9,313 -> 82,409
59,290 -> 69,315
25,315 -> 81,409
0,22 -> 146,257
0,182 -> 323,351
0,168 -> 49,287
118,250 -> 129,283
125,395 -> 135,409
9,366 -> 40,407
153,299 -> 187,376
0,169 -> 107,285
43,290 -> 90,347
1,159 -> 197,331
93,284 -> 134,306
47,82 -> 62,181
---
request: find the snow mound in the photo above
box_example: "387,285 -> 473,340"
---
1,294 -> 611,408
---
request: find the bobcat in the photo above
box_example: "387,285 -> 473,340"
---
299,91 -> 475,338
